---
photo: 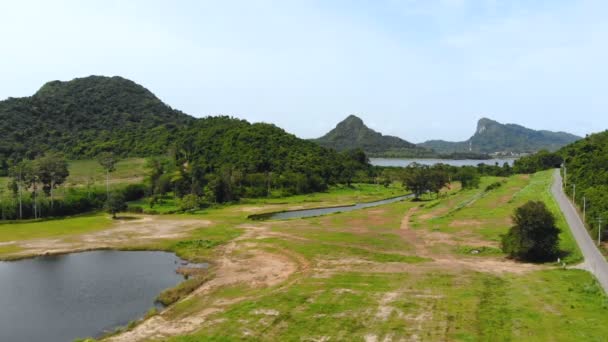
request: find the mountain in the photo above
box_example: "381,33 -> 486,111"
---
419,118 -> 581,154
313,115 -> 433,156
0,76 -> 370,191
0,75 -> 194,161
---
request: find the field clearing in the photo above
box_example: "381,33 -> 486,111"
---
0,171 -> 605,341
66,158 -> 147,188
0,213 -> 112,243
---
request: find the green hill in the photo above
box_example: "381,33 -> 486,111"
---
0,76 -> 371,200
420,118 -> 580,154
313,115 -> 433,157
559,130 -> 608,227
0,75 -> 194,164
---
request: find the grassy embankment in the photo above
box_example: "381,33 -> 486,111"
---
1,170 -> 606,341
0,182 -> 408,260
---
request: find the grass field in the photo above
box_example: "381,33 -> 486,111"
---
66,157 -> 147,188
0,213 -> 112,243
153,171 -> 605,342
0,170 -> 605,341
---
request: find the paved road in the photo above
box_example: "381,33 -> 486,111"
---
552,169 -> 608,293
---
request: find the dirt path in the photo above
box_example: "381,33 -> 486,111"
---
108,223 -> 303,342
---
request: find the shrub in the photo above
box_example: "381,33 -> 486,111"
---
122,183 -> 146,201
178,194 -> 203,211
485,181 -> 503,192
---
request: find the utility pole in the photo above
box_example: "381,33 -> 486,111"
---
598,218 -> 603,246
583,196 -> 586,223
572,184 -> 576,203
563,161 -> 567,188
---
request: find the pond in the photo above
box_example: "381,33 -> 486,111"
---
251,194 -> 413,220
370,158 -> 516,167
0,250 -> 194,342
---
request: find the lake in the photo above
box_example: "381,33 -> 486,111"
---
0,250 -> 189,342
370,158 -> 516,167
251,194 -> 412,220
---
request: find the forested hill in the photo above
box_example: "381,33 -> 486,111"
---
313,115 -> 433,157
419,118 -> 580,154
0,76 -> 371,190
0,75 -> 194,163
559,130 -> 608,224
171,116 -> 370,198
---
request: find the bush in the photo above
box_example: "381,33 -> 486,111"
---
485,181 -> 503,192
122,183 -> 146,201
178,194 -> 203,211
126,205 -> 144,213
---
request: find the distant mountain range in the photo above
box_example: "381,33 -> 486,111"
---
419,118 -> 581,155
314,115 -> 581,157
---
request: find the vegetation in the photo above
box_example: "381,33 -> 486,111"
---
105,191 -> 127,219
518,130 -> 608,248
143,116 -> 373,206
156,273 -> 212,306
558,130 -> 608,245
502,201 -> 560,261
401,163 -> 449,199
513,150 -> 563,174
0,77 -> 385,220
0,76 -> 193,165
0,213 -> 112,242
1,170 -> 602,341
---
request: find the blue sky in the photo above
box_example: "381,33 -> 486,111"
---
1,0 -> 606,142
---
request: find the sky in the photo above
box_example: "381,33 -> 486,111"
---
1,0 -> 607,142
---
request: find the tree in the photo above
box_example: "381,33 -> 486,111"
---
22,160 -> 41,219
427,167 -> 450,198
501,201 -> 560,261
401,164 -> 431,199
37,152 -> 69,208
8,162 -> 28,219
97,152 -> 118,198
105,191 -> 126,219
456,167 -> 480,189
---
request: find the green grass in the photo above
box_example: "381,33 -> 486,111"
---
0,213 -> 112,242
241,182 -> 408,207
166,268 -> 608,342
66,157 -> 147,188
0,170 -> 601,340
413,171 -> 582,263
128,195 -> 181,214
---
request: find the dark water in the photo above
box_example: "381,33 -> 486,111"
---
370,158 -> 516,167
254,194 -> 413,220
0,250 -> 187,342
